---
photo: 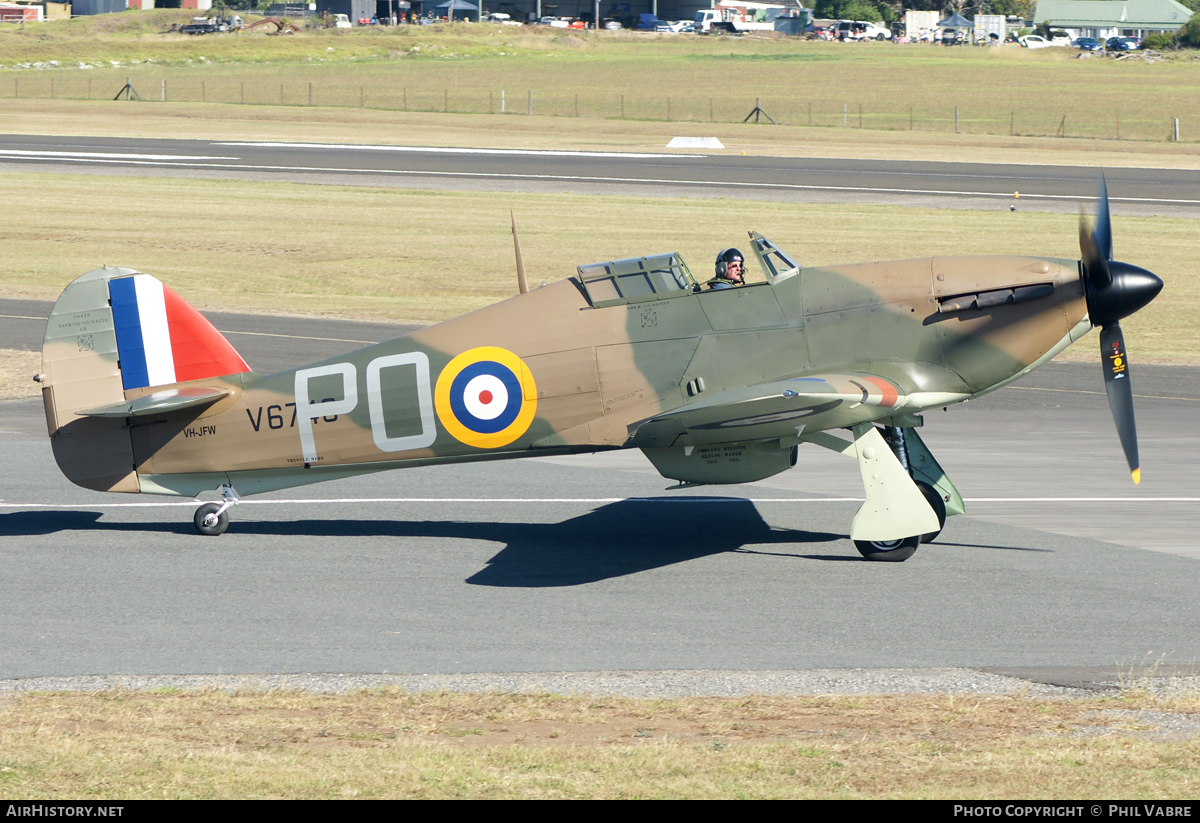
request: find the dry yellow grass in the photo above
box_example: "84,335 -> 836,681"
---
2,689 -> 1199,799
0,349 -> 41,400
1,172 -> 1194,362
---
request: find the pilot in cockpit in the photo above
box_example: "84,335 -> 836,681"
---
707,248 -> 746,290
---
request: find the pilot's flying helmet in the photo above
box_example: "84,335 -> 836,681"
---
715,248 -> 745,278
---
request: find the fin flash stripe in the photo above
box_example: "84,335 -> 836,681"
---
109,274 -> 249,391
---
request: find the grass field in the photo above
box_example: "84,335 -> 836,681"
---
2,12 -> 1200,144
0,172 -> 1194,364
2,688 -> 1200,799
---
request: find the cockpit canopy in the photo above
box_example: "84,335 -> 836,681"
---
576,234 -> 802,308
577,253 -> 698,308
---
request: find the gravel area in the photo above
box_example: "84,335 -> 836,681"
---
1074,709 -> 1200,742
0,669 -> 1122,698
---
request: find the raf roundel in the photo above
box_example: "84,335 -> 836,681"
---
435,346 -> 538,449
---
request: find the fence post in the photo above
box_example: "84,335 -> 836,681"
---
1174,117 -> 1180,141
843,103 -> 847,127
309,82 -> 313,106
501,89 -> 505,113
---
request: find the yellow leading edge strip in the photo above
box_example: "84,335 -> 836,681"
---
1132,468 -> 1141,485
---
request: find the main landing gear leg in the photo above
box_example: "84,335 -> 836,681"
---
846,423 -> 940,561
801,423 -> 941,562
886,425 -> 965,543
194,484 -> 239,536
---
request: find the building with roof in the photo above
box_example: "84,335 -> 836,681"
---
1034,0 -> 1193,39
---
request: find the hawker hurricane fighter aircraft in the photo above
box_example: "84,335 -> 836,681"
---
37,181 -> 1162,561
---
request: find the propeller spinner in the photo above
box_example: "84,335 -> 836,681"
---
1078,176 -> 1164,484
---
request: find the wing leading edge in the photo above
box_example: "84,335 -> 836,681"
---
631,372 -> 909,449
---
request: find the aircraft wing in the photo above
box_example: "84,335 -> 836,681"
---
629,372 -> 909,448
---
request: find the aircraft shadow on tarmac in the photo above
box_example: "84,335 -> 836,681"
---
3,499 -> 855,586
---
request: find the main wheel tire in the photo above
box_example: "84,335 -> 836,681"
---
854,535 -> 919,562
916,481 -> 948,544
194,502 -> 229,536
876,33 -> 886,40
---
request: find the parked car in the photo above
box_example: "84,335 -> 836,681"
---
1048,30 -> 1072,45
536,16 -> 570,28
1018,34 -> 1052,48
656,19 -> 692,33
487,13 -> 522,25
1105,36 -> 1139,50
604,19 -> 623,30
835,20 -> 891,41
1073,36 -> 1103,51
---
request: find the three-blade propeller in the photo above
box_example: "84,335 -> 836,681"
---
1078,176 -> 1164,484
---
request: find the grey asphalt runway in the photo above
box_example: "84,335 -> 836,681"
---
3,299 -> 1199,686
2,134 -> 1200,216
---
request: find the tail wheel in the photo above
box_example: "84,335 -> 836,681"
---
916,481 -> 947,544
194,502 -> 229,536
854,535 -> 919,562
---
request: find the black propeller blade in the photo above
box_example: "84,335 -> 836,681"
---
1099,324 -> 1139,483
1079,175 -> 1163,484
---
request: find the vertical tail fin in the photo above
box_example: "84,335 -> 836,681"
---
41,267 -> 251,492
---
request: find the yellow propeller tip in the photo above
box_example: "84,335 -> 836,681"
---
1131,468 -> 1141,485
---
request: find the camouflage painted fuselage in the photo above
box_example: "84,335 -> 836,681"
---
41,246 -> 1090,497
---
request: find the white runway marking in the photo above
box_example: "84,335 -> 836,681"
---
0,149 -> 238,161
6,155 -> 1198,207
1006,385 -> 1199,402
218,142 -> 701,159
3,496 -> 1198,509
